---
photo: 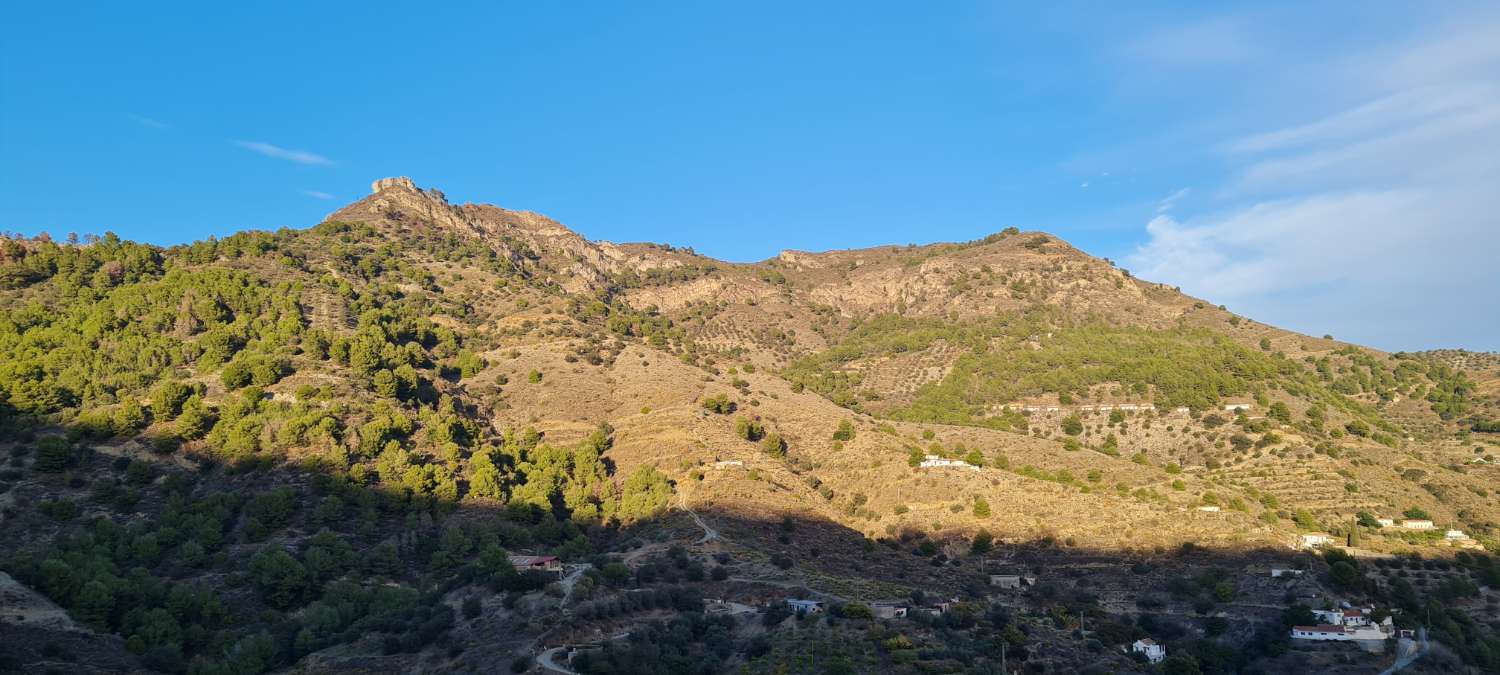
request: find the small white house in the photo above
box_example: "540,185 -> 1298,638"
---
1131,638 -> 1166,664
1376,518 -> 1396,528
990,574 -> 1024,589
1224,403 -> 1251,412
918,455 -> 979,471
1296,533 -> 1335,549
871,602 -> 907,619
1445,529 -> 1467,540
1291,624 -> 1387,642
1401,519 -> 1435,530
786,599 -> 825,614
1270,568 -> 1305,578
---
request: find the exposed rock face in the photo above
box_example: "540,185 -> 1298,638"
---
371,176 -> 417,193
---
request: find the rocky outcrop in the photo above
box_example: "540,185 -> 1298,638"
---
371,176 -> 417,193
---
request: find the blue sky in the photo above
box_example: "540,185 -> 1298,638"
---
3,2 -> 1497,351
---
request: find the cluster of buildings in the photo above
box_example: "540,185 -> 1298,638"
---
1293,517 -> 1480,551
1290,607 -> 1394,643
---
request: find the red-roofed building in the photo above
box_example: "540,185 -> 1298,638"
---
508,555 -> 564,576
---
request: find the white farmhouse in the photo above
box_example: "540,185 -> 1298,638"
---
1295,533 -> 1335,550
1376,518 -> 1395,528
918,455 -> 979,471
1401,519 -> 1435,530
871,602 -> 907,619
786,599 -> 825,614
1291,623 -> 1388,642
990,574 -> 1023,589
1131,638 -> 1166,664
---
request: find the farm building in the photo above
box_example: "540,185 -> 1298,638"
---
871,602 -> 907,619
918,455 -> 979,471
508,555 -> 564,576
786,599 -> 825,614
1131,638 -> 1166,663
1294,533 -> 1335,549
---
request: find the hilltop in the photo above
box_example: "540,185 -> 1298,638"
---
1,178 -> 1497,674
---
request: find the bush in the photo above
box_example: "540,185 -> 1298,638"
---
700,394 -> 734,414
761,432 -> 786,457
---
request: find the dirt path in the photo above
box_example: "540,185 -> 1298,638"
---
1379,627 -> 1428,675
680,493 -> 719,545
557,564 -> 591,607
537,646 -> 577,675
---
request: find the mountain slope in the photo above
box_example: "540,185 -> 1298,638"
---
2,177 -> 1498,674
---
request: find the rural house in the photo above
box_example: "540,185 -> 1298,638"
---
990,574 -> 1024,589
508,555 -> 564,576
1290,623 -> 1388,642
918,455 -> 979,471
1131,638 -> 1166,663
1294,533 -> 1335,549
871,602 -> 907,619
786,599 -> 825,614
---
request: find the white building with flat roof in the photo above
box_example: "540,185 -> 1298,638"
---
1131,638 -> 1166,663
918,455 -> 979,471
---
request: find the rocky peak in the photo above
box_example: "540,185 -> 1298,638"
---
370,176 -> 417,193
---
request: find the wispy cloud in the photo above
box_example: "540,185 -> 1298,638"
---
235,140 -> 333,166
128,114 -> 169,129
1127,9 -> 1500,350
1156,188 -> 1189,213
301,190 -> 336,200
